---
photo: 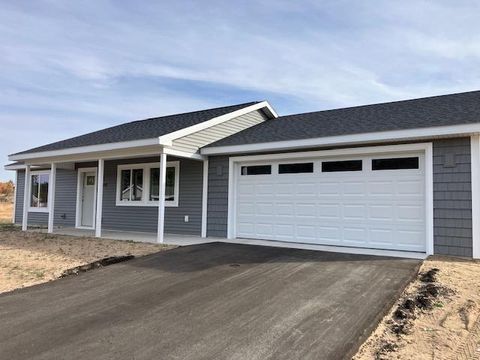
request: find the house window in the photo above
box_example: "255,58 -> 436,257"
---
149,166 -> 177,202
372,157 -> 419,170
241,165 -> 271,175
279,162 -> 314,174
30,172 -> 49,211
322,160 -> 363,172
116,161 -> 179,207
119,168 -> 143,202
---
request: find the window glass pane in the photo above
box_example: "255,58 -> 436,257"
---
165,167 -> 175,201
241,165 -> 271,175
86,176 -> 95,186
322,160 -> 362,172
132,169 -> 143,201
120,169 -> 131,201
38,174 -> 49,208
372,157 -> 419,170
30,175 -> 39,207
279,163 -> 314,174
150,168 -> 159,201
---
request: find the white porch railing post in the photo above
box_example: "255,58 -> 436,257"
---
95,159 -> 104,238
22,165 -> 31,231
157,152 -> 167,243
47,163 -> 57,233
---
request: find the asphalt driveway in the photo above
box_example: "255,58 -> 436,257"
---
0,243 -> 420,360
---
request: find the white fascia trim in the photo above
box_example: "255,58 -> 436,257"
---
227,142 -> 434,255
4,164 -> 28,170
202,123 -> 480,155
471,135 -> 480,259
9,138 -> 160,162
163,147 -> 205,160
158,101 -> 278,146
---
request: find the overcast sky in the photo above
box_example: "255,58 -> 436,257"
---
1,0 -> 480,180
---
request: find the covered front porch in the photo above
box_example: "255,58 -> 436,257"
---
32,227 -> 214,246
15,146 -> 210,243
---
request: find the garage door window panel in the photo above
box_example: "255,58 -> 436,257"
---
279,163 -> 314,174
372,157 -> 419,170
322,160 -> 363,172
241,165 -> 271,176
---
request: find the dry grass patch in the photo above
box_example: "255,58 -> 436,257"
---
0,226 -> 173,294
355,256 -> 480,360
0,202 -> 13,223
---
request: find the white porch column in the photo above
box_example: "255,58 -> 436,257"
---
47,163 -> 57,233
22,165 -> 31,231
201,159 -> 209,238
95,159 -> 104,238
157,152 -> 167,243
12,170 -> 18,224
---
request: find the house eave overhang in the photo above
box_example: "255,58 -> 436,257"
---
9,101 -> 278,164
201,123 -> 480,155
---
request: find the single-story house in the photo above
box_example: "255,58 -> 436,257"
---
5,91 -> 480,259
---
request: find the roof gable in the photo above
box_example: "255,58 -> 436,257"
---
13,101 -> 260,156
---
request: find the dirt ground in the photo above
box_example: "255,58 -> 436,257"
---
0,226 -> 172,294
355,256 -> 480,359
0,202 -> 13,223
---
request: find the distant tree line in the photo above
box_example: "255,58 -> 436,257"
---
0,181 -> 14,203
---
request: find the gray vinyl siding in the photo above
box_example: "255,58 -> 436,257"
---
14,170 -> 48,226
14,170 -> 23,224
433,138 -> 473,257
206,156 -> 229,237
206,138 -> 474,257
172,110 -> 268,153
101,157 -> 203,235
53,168 -> 77,227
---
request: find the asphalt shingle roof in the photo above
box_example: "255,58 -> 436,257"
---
14,102 -> 259,155
207,90 -> 480,148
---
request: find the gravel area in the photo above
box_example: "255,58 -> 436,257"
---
0,225 -> 173,294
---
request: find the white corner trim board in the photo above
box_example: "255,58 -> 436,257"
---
201,159 -> 209,238
202,123 -> 480,155
227,142 -> 434,256
471,135 -> 480,259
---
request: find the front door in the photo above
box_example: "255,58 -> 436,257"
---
81,172 -> 96,228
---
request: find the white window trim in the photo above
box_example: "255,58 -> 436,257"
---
115,161 -> 180,207
28,170 -> 51,213
227,142 -> 434,257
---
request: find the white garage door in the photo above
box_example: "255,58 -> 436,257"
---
234,152 -> 426,252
